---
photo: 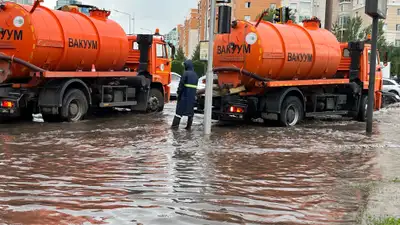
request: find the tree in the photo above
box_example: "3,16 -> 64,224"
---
256,8 -> 275,23
387,46 -> 400,76
363,20 -> 388,61
332,16 -> 364,42
191,44 -> 200,61
256,8 -> 296,23
171,60 -> 184,75
175,46 -> 186,62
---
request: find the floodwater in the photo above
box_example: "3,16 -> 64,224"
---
0,102 -> 399,225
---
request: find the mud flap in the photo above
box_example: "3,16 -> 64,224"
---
130,76 -> 152,112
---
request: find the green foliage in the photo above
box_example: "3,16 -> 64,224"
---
255,8 -> 296,23
366,216 -> 400,225
192,44 -> 200,61
389,48 -> 400,76
193,60 -> 207,78
363,20 -> 388,60
332,16 -> 364,42
256,8 -> 275,23
175,46 -> 186,62
171,60 -> 184,75
331,16 -> 400,77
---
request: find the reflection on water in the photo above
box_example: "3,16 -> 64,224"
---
0,103 -> 397,225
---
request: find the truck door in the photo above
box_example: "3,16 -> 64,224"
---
155,42 -> 171,85
366,49 -> 383,109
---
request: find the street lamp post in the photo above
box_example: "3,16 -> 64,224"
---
203,0 -> 217,135
114,9 -> 134,34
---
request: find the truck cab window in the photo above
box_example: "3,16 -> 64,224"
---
156,44 -> 167,58
367,50 -> 379,66
343,49 -> 350,57
132,42 -> 139,50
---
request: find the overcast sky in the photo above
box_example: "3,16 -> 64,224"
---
42,0 -> 197,34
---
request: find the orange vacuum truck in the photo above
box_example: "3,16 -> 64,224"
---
0,1 -> 173,122
196,5 -> 385,127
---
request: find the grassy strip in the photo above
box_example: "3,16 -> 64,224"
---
367,216 -> 400,225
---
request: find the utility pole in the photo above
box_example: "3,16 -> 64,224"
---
366,17 -> 379,134
203,0 -> 217,135
324,0 -> 333,31
114,9 -> 133,34
365,0 -> 387,135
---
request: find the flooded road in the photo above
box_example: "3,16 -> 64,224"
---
0,102 -> 399,225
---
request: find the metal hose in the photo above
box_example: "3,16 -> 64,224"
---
0,54 -> 46,72
213,67 -> 273,82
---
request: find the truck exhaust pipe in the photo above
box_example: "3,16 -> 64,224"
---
217,0 -> 232,34
136,34 -> 153,76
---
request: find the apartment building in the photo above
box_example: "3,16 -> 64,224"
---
233,0 -> 281,22
165,27 -> 179,49
351,0 -> 400,46
198,0 -> 209,42
178,9 -> 200,58
177,24 -> 185,50
384,0 -> 400,46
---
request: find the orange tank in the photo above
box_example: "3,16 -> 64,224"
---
213,19 -> 341,88
0,2 -> 129,83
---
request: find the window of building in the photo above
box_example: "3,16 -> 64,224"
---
299,2 -> 311,10
270,3 -> 276,9
245,2 -> 251,8
244,15 -> 251,21
341,5 -> 344,12
398,8 -> 400,15
397,24 -> 400,31
156,44 -> 167,58
396,40 -> 400,47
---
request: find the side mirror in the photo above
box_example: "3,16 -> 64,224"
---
168,43 -> 176,60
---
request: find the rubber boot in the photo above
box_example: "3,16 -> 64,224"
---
171,115 -> 181,129
185,116 -> 193,130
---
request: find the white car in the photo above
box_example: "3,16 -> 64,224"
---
169,72 -> 181,99
197,74 -> 218,90
382,78 -> 400,96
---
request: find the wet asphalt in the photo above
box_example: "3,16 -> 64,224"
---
0,101 -> 399,225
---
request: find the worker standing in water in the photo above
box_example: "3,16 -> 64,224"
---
171,60 -> 198,130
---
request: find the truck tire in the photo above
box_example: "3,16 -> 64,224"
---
279,96 -> 304,127
147,88 -> 164,112
61,89 -> 88,122
356,94 -> 368,122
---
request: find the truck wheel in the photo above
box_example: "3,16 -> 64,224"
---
356,95 -> 368,122
279,96 -> 304,127
147,88 -> 164,112
61,89 -> 88,122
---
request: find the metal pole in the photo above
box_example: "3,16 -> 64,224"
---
128,14 -> 132,34
204,0 -> 216,135
132,15 -> 135,34
366,16 -> 379,134
324,0 -> 333,31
